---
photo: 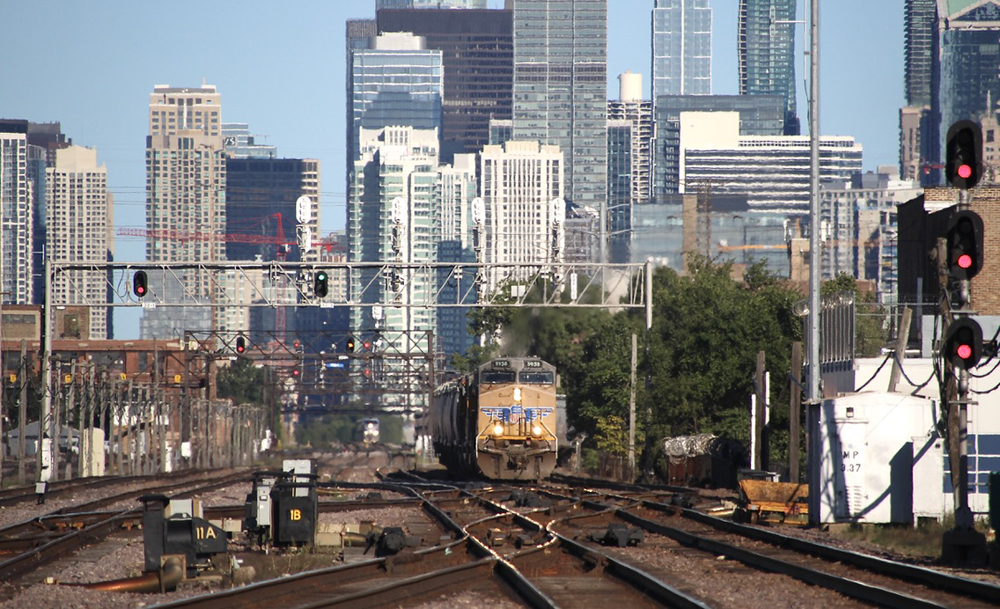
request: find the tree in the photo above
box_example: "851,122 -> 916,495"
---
217,358 -> 266,405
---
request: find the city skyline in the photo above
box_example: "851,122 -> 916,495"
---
0,0 -> 905,337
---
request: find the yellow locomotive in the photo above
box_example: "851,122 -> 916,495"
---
432,357 -> 558,480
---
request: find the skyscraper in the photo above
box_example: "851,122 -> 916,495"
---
349,32 -> 444,167
738,0 -> 799,135
651,0 -> 712,99
938,1 -> 1000,158
608,72 -> 654,205
46,146 -> 113,339
512,0 -> 607,209
26,122 -> 71,304
900,0 -> 938,183
141,84 -> 226,339
378,5 -> 513,162
349,126 -> 441,345
346,18 -> 377,185
224,158 -> 320,263
478,141 -> 565,290
0,120 -> 32,305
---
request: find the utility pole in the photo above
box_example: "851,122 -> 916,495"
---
806,0 -> 821,407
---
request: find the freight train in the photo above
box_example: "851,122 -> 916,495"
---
431,357 -> 558,480
360,418 -> 380,447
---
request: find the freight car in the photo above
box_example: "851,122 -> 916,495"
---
432,357 -> 558,480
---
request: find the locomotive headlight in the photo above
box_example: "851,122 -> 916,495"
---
493,423 -> 504,436
372,429 -> 379,436
532,425 -> 542,436
513,387 -> 522,403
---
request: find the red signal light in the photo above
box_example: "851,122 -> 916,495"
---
957,343 -> 973,360
291,368 -> 300,377
958,164 -> 973,179
957,253 -> 973,270
363,340 -> 371,350
133,270 -> 148,298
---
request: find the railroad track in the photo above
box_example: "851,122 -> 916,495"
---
5,470 -> 999,607
0,470 -> 207,507
543,487 -> 1000,608
0,470 -> 250,582
159,480 -> 710,608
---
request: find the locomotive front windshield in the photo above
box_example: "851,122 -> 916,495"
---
518,371 -> 554,384
480,370 -> 516,384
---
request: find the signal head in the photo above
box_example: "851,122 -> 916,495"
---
942,318 -> 983,370
235,336 -> 246,354
314,269 -> 329,297
946,120 -> 983,189
946,210 -> 984,281
132,270 -> 148,298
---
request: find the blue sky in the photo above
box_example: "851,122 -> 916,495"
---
0,0 -> 903,336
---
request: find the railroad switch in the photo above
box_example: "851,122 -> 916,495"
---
593,523 -> 644,548
508,490 -> 552,508
366,526 -> 420,557
139,494 -> 229,580
486,527 -> 506,547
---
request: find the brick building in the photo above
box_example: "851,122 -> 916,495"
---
897,186 -> 1000,315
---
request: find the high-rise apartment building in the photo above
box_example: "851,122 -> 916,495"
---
141,84 -> 226,339
349,126 -> 441,346
738,0 -> 799,135
0,120 -> 32,305
651,0 -> 712,99
608,72 -> 654,205
377,0 -> 488,7
478,141 -> 565,290
512,0 -> 607,209
377,5 -> 513,162
46,146 -> 113,339
435,153 -> 478,359
27,123 -> 71,304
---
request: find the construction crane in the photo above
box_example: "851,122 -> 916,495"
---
118,213 -> 298,334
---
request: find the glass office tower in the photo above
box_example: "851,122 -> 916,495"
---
512,0 -> 607,209
651,0 -> 712,98
738,0 -> 799,135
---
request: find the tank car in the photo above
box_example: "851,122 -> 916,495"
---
432,357 -> 558,480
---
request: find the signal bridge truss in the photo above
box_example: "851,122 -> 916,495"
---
49,260 -> 654,322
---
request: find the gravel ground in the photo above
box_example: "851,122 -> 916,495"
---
603,539 -> 868,609
0,475 -> 438,609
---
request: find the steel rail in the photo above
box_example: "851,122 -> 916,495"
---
614,506 -> 944,609
0,472 -> 249,581
644,499 -> 1000,606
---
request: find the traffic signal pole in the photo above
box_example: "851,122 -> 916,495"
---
940,166 -> 987,564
